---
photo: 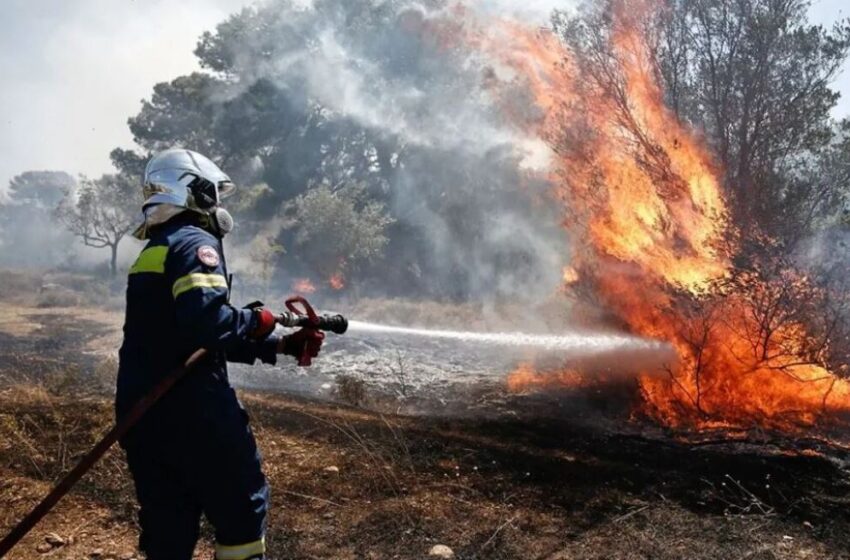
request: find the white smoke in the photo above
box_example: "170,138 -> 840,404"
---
217,0 -> 571,301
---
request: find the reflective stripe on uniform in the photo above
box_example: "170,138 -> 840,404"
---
215,537 -> 265,560
129,246 -> 168,274
172,273 -> 228,298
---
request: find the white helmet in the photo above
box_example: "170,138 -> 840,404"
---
134,149 -> 236,239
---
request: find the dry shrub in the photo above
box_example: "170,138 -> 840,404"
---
0,269 -> 120,309
41,271 -> 116,307
0,269 -> 42,304
36,287 -> 82,308
335,374 -> 367,407
0,384 -> 111,480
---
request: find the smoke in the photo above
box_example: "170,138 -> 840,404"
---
219,0 -> 572,302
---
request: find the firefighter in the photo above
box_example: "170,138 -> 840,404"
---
116,149 -> 322,560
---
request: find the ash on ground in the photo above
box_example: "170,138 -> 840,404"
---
229,325 -> 663,424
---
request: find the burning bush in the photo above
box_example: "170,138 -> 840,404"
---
291,183 -> 395,291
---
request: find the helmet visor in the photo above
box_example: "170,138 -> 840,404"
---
218,180 -> 236,199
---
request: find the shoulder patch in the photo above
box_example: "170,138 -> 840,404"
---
197,245 -> 220,267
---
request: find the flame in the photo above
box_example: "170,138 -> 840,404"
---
329,273 -> 345,290
455,0 -> 850,436
507,363 -> 585,393
292,278 -> 317,295
561,266 -> 579,285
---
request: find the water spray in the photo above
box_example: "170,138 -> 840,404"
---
347,320 -> 665,355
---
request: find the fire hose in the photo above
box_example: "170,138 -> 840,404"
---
0,296 -> 347,558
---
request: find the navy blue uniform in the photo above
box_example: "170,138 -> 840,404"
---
117,217 -> 276,560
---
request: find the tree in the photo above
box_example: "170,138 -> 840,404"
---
248,235 -> 285,299
110,147 -> 149,184
650,0 -> 850,238
7,171 -> 73,208
556,0 -> 850,242
128,73 -> 228,159
57,174 -> 138,277
292,183 -> 394,287
0,171 -> 76,267
116,0 -> 572,299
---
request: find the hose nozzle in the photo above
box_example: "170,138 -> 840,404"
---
276,295 -> 348,335
277,311 -> 348,334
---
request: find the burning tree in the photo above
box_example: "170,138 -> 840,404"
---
650,0 -> 850,241
475,0 -> 850,436
56,173 -> 137,277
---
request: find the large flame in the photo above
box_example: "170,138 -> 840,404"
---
460,0 -> 850,434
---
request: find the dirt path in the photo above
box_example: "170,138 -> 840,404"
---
0,303 -> 849,559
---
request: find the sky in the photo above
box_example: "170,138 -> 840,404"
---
0,0 -> 848,193
0,0 -> 250,193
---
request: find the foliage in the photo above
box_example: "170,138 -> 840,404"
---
652,0 -> 850,239
292,183 -> 394,284
109,147 -> 149,184
248,234 -> 285,298
7,171 -> 73,208
105,0 -> 850,299
128,73 -> 230,161
113,0 -> 568,299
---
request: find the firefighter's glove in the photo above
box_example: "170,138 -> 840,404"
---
250,308 -> 277,339
279,328 -> 325,359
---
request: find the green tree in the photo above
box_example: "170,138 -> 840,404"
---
128,73 -> 227,159
114,0 -> 567,299
110,147 -> 149,184
292,183 -> 394,287
652,0 -> 850,237
556,0 -> 850,240
56,174 -> 138,277
7,171 -> 73,208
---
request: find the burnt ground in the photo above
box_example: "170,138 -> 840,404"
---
1,301 -> 850,559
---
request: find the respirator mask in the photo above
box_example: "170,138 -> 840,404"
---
183,173 -> 235,237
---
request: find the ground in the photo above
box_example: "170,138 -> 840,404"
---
1,289 -> 849,559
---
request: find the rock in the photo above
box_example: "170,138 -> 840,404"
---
45,532 -> 66,546
119,553 -> 136,560
428,544 -> 455,558
90,548 -> 104,558
323,465 -> 340,474
36,543 -> 53,554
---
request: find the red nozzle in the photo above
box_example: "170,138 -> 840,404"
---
285,296 -> 319,366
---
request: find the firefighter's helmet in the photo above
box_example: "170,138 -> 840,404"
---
134,149 -> 236,239
143,148 -> 235,209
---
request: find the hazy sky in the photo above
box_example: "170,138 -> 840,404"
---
0,0 -> 249,193
1,0 -> 848,192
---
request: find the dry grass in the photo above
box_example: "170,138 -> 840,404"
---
0,298 -> 849,559
2,383 -> 849,559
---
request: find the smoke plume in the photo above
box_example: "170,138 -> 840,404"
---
207,0 -> 573,303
